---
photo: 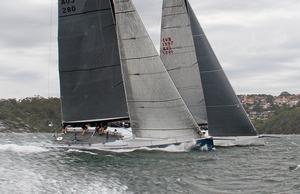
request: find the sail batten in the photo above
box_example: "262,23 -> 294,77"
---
114,0 -> 200,139
127,98 -> 181,103
58,0 -> 128,123
121,55 -> 159,61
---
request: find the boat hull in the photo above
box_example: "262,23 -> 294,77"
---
53,133 -> 213,152
213,136 -> 264,147
53,127 -> 214,151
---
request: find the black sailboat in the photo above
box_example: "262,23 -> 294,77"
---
160,0 -> 261,146
55,0 -> 214,150
186,1 -> 257,137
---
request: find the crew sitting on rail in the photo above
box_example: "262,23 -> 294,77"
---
81,123 -> 89,136
112,129 -> 124,140
95,124 -> 101,135
113,129 -> 118,136
100,123 -> 108,135
61,124 -> 67,134
61,124 -> 71,134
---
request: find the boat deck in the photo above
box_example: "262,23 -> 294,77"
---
54,130 -> 123,145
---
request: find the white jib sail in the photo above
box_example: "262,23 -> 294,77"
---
160,0 -> 207,124
114,0 -> 200,140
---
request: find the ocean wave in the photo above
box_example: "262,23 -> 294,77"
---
66,181 -> 130,194
0,167 -> 130,194
59,141 -> 196,153
0,144 -> 49,153
66,149 -> 98,155
289,165 -> 300,171
108,142 -> 195,153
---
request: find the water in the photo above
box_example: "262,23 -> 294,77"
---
0,133 -> 299,194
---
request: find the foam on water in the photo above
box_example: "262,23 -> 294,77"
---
289,165 -> 300,171
0,144 -> 49,153
107,141 -> 195,153
64,182 -> 130,194
1,133 -> 300,193
214,136 -> 265,147
291,142 -> 300,146
66,149 -> 98,155
0,166 -> 130,194
142,141 -> 195,152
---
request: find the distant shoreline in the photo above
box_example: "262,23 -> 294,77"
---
1,95 -> 299,134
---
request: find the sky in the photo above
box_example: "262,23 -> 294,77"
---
0,0 -> 299,99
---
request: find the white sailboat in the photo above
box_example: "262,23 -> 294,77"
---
160,0 -> 264,146
54,0 -> 214,151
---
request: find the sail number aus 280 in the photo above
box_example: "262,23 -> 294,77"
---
61,0 -> 76,14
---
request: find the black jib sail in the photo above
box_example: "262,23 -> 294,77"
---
58,0 -> 128,124
185,0 -> 257,136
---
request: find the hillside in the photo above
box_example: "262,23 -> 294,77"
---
0,96 -> 299,134
254,107 -> 300,134
0,97 -> 61,132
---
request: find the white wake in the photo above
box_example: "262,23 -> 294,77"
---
99,141 -> 195,153
66,149 -> 98,155
0,144 -> 49,153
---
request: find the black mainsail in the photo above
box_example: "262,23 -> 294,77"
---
58,0 -> 128,124
161,0 -> 257,136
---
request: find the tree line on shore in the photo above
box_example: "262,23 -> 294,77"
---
0,96 -> 299,134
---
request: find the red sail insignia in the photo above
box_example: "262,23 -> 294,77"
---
162,37 -> 174,55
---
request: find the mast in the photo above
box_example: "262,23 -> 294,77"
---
114,0 -> 200,140
58,0 -> 128,124
160,0 -> 207,125
185,0 -> 257,136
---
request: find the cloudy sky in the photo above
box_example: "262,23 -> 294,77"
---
0,0 -> 299,99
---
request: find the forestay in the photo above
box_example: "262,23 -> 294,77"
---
114,0 -> 200,140
186,0 -> 257,136
58,0 -> 128,123
160,0 -> 207,125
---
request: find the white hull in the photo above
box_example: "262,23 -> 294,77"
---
78,138 -> 191,150
213,136 -> 264,147
55,137 -> 212,152
54,127 -> 213,151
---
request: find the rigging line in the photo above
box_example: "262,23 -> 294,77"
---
47,0 -> 54,98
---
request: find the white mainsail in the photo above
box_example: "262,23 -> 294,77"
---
114,0 -> 200,140
160,0 -> 207,125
